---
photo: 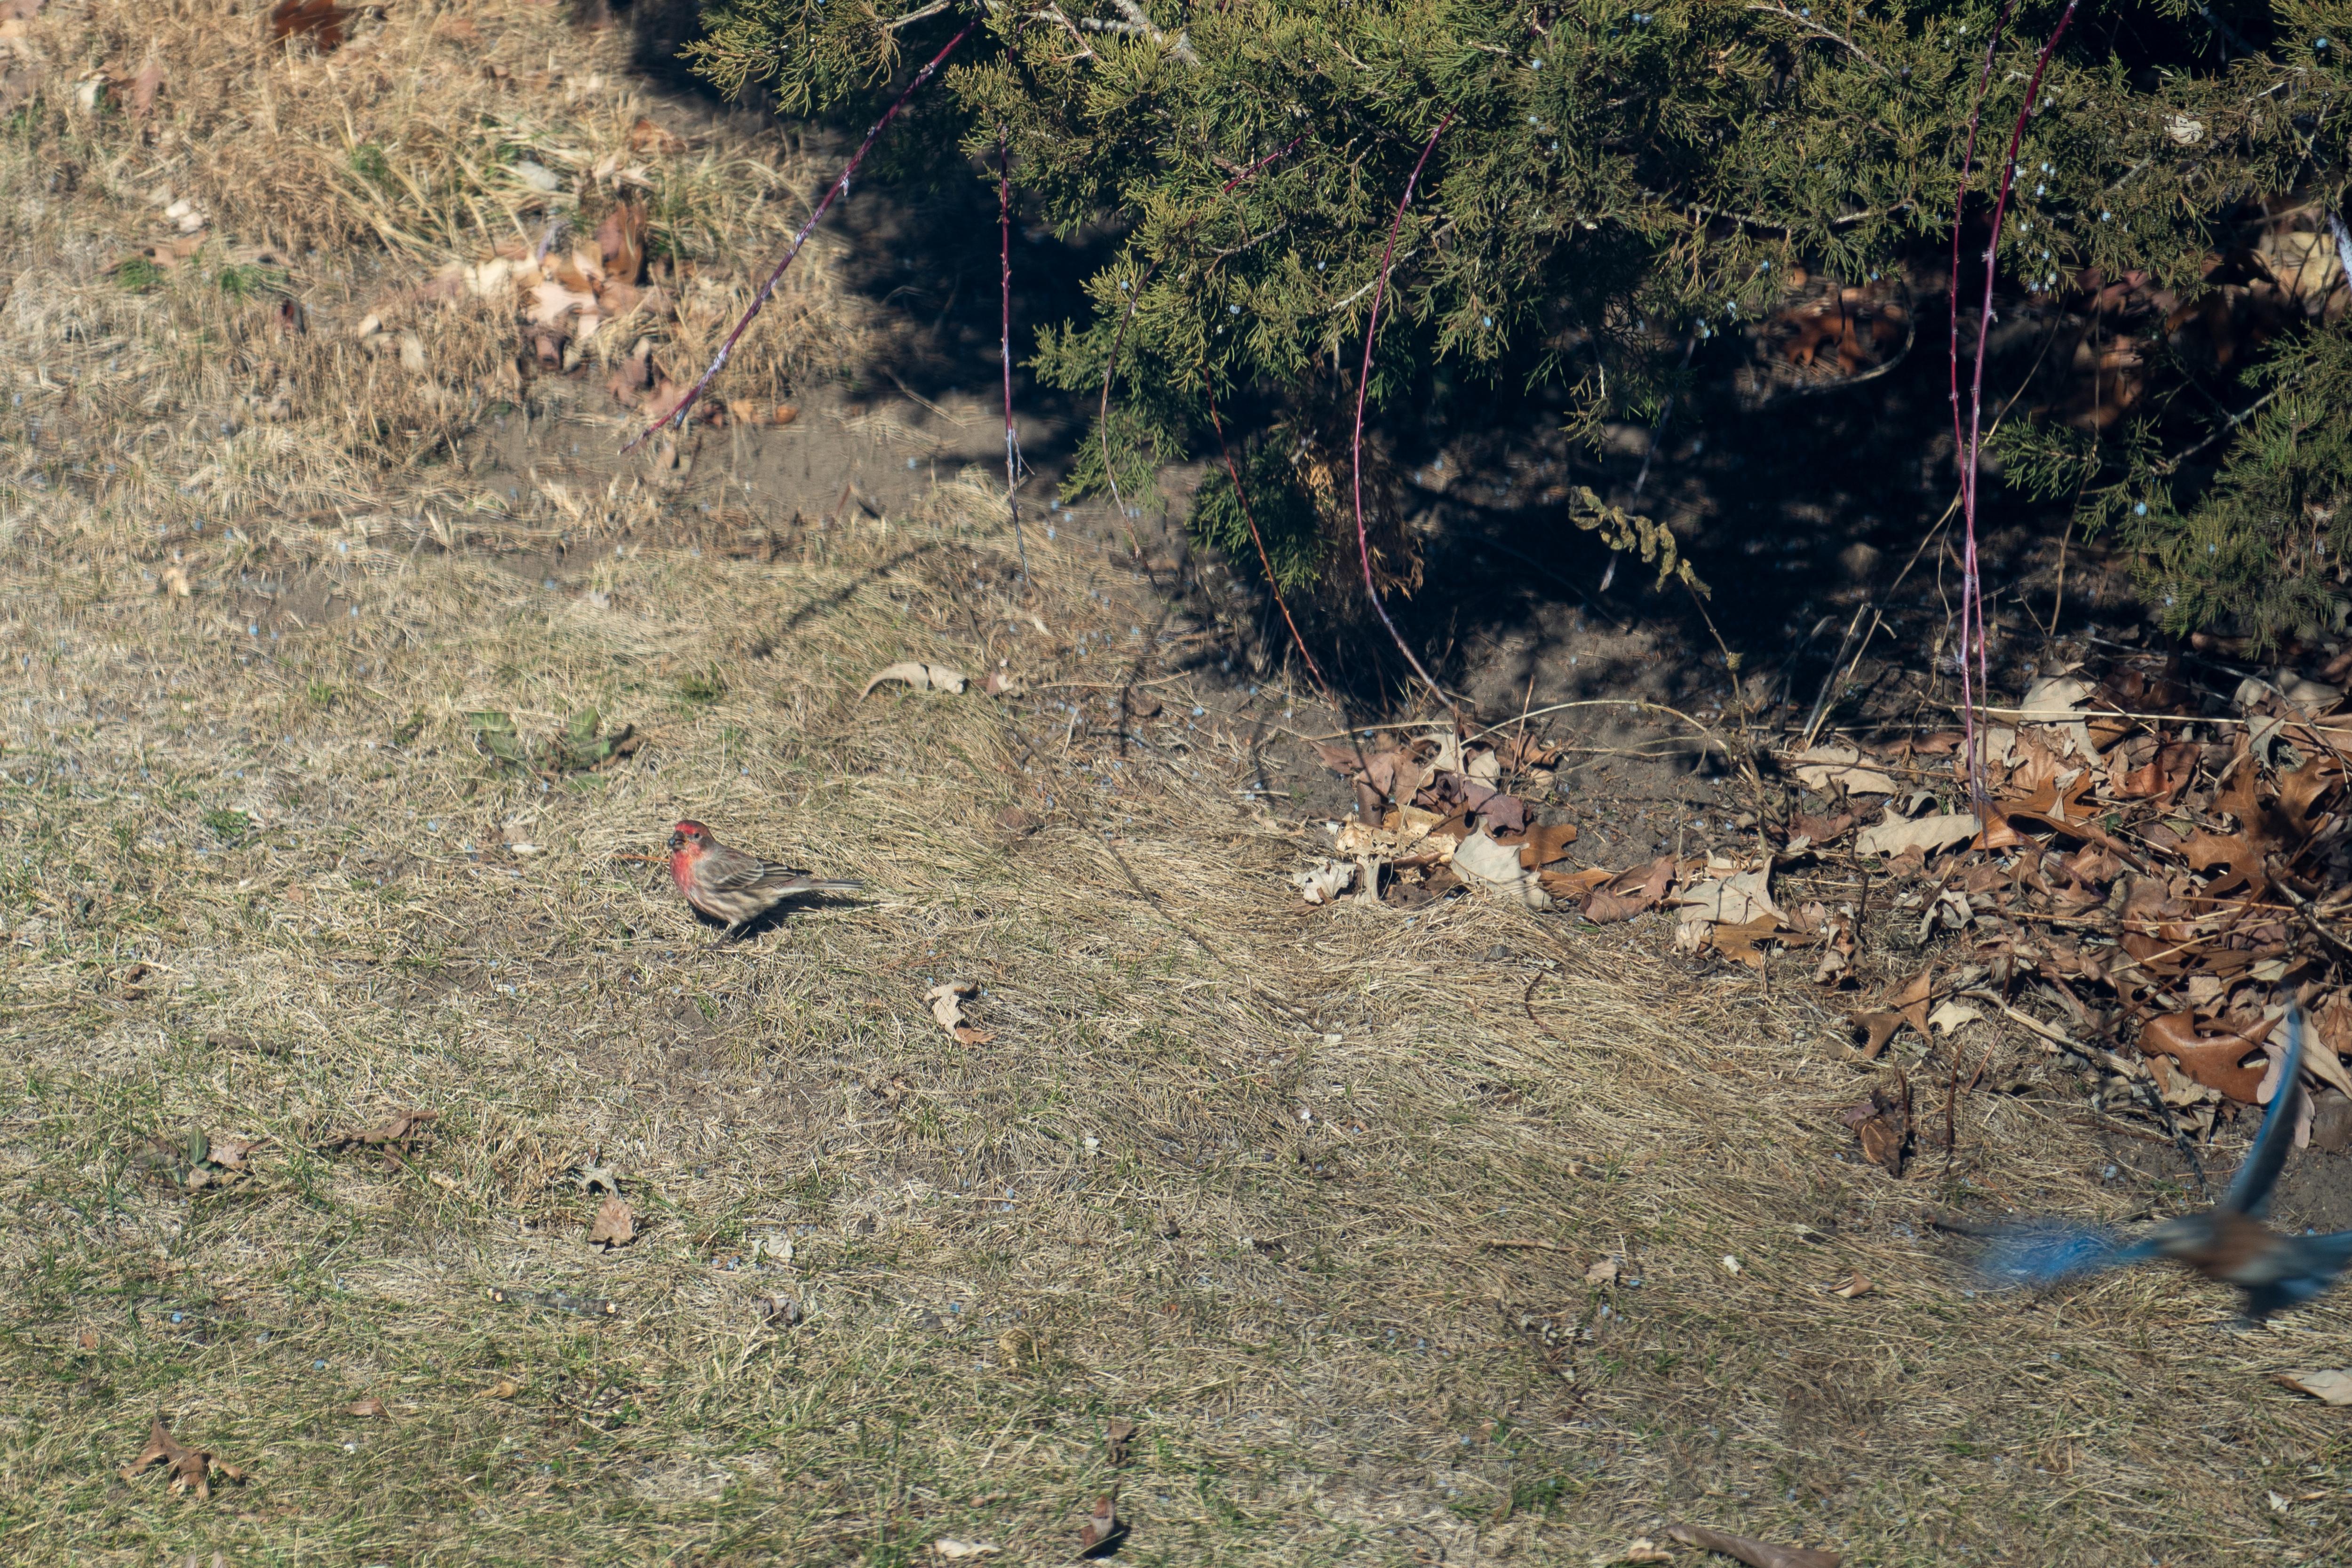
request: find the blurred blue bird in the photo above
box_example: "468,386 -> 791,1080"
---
1976,1005 -> 2352,1321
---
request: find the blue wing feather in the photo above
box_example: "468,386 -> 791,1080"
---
2226,1003 -> 2305,1219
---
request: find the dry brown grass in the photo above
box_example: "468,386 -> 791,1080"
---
7,460 -> 2352,1563
1,0 -> 863,547
4,7 -> 2352,1567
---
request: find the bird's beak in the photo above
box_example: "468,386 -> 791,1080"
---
667,831 -> 683,852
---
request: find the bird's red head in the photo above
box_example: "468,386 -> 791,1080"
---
668,820 -> 709,854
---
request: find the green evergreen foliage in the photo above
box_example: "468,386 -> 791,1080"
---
688,0 -> 2352,643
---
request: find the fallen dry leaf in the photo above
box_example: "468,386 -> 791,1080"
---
1676,864 -> 1784,927
1619,1542 -> 1677,1566
924,980 -> 993,1044
933,1543 -> 1002,1562
628,114 -> 689,156
1850,969 -> 1936,1059
1855,809 -> 1981,859
1837,1076 -> 1911,1175
119,1416 -> 246,1502
862,661 -> 969,698
1667,1521 -> 1841,1568
326,1109 -> 437,1151
346,1397 -> 386,1418
1791,742 -> 1897,795
1453,828 -> 1552,909
1582,854 -> 1675,923
2278,1369 -> 2352,1406
77,1329 -> 99,1350
1078,1489 -> 1120,1557
160,565 -> 192,597
482,1378 -> 520,1400
1708,915 -> 1787,970
267,0 -> 349,52
129,59 -> 164,119
1510,820 -> 1580,868
1291,857 -> 1357,906
1926,999 -> 1983,1035
1584,1255 -> 1621,1285
593,201 -> 647,286
2140,1012 -> 2270,1103
588,1194 -> 636,1249
1788,810 -> 1857,846
1830,1271 -> 1874,1299
754,1293 -> 803,1327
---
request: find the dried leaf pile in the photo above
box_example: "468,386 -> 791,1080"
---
1307,647 -> 2352,1160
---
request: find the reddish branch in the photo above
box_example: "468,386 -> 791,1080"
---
1947,2 -> 2017,800
1949,3 -> 2079,801
1001,128 -> 1030,583
1206,388 -> 1332,696
1093,135 -> 1312,678
623,24 -> 974,453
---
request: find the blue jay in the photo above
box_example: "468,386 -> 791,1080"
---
1977,1005 -> 2352,1321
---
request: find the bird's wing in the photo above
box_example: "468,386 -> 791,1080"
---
1976,1223 -> 2154,1289
2226,1003 -> 2305,1219
696,854 -> 809,897
2243,1231 -> 2352,1319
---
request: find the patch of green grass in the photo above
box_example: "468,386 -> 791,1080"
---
199,807 -> 248,844
111,256 -> 163,294
676,666 -> 728,705
348,141 -> 393,188
215,262 -> 288,300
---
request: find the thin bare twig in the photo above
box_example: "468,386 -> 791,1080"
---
2265,855 -> 2352,967
882,0 -> 952,31
1354,114 -> 1460,709
1744,1 -> 1895,74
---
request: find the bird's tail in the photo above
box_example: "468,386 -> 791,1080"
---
803,879 -> 864,895
1974,1222 -> 2153,1289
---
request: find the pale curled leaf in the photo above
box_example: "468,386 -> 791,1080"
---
2016,674 -> 2099,756
1291,858 -> 1357,906
2279,1369 -> 2352,1406
1584,1256 -> 1621,1285
1452,829 -> 1552,909
1854,811 -> 1981,859
861,661 -> 968,698
934,1543 -> 1002,1561
926,980 -> 980,1036
1790,743 -> 1896,796
1926,1000 -> 1983,1035
1673,866 -> 1781,927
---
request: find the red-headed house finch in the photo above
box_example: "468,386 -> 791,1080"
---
667,820 -> 861,937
